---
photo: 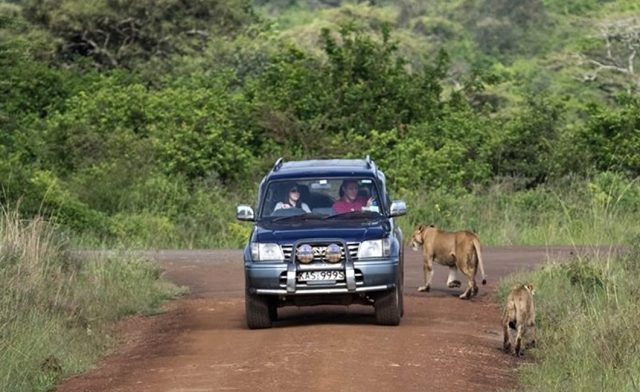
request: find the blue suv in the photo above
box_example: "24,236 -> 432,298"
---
236,157 -> 407,328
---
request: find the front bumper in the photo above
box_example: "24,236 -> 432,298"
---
245,257 -> 400,296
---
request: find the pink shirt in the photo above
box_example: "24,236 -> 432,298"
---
332,196 -> 369,213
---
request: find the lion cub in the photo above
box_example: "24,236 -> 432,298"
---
503,283 -> 536,356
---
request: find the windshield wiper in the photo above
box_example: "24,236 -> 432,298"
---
324,210 -> 380,220
271,213 -> 327,222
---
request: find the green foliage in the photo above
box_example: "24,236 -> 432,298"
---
319,25 -> 445,133
460,0 -> 549,57
146,84 -> 257,181
2,0 -> 640,248
248,24 -> 447,158
0,210 -> 181,392
498,243 -> 640,391
360,98 -> 492,192
401,175 -> 640,246
22,0 -> 256,68
28,170 -> 111,236
490,96 -> 565,185
0,6 -> 86,137
578,95 -> 640,176
42,75 -> 256,182
543,0 -> 603,15
558,259 -> 606,291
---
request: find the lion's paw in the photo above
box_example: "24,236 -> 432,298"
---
447,280 -> 461,288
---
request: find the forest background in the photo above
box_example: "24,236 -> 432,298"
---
2,0 -> 640,248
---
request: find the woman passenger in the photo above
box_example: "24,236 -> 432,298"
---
274,185 -> 311,213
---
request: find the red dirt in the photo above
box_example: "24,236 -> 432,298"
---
56,246 -> 580,392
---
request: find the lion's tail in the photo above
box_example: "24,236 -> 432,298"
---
472,238 -> 487,285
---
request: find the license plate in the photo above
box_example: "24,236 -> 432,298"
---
298,270 -> 344,282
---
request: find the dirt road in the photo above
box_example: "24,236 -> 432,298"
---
57,246 -> 579,392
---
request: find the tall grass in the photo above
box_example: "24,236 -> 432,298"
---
497,242 -> 640,391
491,173 -> 640,391
0,208 -> 181,392
400,172 -> 640,245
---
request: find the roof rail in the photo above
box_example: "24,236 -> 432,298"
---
366,155 -> 379,177
272,157 -> 284,172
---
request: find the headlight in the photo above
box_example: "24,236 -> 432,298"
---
250,243 -> 285,262
357,238 -> 391,259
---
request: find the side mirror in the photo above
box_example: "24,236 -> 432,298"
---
389,200 -> 407,217
236,205 -> 255,221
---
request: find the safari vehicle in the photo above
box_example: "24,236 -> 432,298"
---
236,157 -> 407,328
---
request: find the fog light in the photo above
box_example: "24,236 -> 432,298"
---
297,244 -> 314,263
325,243 -> 342,263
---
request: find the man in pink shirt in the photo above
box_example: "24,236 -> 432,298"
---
332,180 -> 373,213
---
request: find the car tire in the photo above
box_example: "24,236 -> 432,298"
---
245,291 -> 272,329
374,285 -> 401,326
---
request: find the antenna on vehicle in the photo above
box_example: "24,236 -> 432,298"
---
272,157 -> 284,172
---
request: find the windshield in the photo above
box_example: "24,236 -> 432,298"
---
259,178 -> 382,220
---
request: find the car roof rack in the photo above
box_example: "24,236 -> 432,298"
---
272,157 -> 284,172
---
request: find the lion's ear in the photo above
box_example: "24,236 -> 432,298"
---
526,284 -> 535,295
416,224 -> 425,231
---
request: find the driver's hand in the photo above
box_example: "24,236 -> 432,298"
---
366,197 -> 373,207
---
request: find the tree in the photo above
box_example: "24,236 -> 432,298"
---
465,0 -> 548,57
577,95 -> 640,176
489,96 -> 564,186
246,24 -> 447,158
22,0 -> 256,68
578,17 -> 640,94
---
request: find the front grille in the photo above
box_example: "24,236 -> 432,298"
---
281,242 -> 360,263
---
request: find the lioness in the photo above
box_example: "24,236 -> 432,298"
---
410,224 -> 487,299
503,283 -> 536,356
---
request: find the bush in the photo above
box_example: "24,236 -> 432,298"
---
578,95 -> 640,177
498,236 -> 640,391
0,209 -> 180,392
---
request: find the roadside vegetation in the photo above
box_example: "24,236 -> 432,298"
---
498,238 -> 640,391
0,209 -> 182,392
403,172 -> 640,246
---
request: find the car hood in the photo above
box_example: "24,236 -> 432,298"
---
253,221 -> 391,243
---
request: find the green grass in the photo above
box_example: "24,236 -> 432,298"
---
400,173 -> 640,246
497,244 -> 640,391
0,209 -> 183,392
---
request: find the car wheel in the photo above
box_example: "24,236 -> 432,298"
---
375,284 -> 401,326
245,291 -> 272,329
